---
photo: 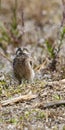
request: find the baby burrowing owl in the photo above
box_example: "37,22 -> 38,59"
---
13,48 -> 35,84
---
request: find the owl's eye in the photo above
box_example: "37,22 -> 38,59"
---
16,48 -> 23,55
23,48 -> 29,53
23,48 -> 30,56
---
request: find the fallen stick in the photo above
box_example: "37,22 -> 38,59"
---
34,100 -> 65,109
0,51 -> 12,63
1,94 -> 37,106
48,79 -> 65,85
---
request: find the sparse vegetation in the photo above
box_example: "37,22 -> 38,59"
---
0,0 -> 65,130
0,0 -> 22,51
45,26 -> 65,71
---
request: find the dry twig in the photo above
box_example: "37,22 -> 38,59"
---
1,94 -> 37,106
34,100 -> 65,109
0,51 -> 12,63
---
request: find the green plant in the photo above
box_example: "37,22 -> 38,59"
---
11,0 -> 18,30
57,26 -> 65,53
0,22 -> 11,43
53,94 -> 62,100
45,26 -> 65,71
9,118 -> 18,124
46,40 -> 55,59
0,0 -> 1,10
0,0 -> 22,50
63,125 -> 65,130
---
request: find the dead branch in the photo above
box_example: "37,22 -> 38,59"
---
21,8 -> 24,27
0,51 -> 12,63
34,100 -> 65,109
1,94 -> 37,106
42,79 -> 65,88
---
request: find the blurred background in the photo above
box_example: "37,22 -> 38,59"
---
0,0 -> 62,48
0,0 -> 65,77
